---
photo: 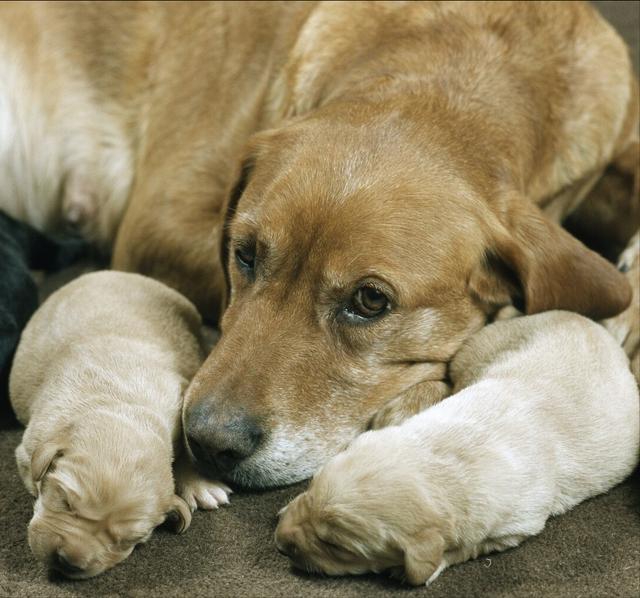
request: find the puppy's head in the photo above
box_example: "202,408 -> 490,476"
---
27,431 -> 190,579
275,433 -> 448,585
184,102 -> 631,487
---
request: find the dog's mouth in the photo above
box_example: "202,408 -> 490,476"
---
186,420 -> 358,489
195,451 -> 319,489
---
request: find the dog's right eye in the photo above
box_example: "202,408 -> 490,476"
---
346,284 -> 390,320
235,244 -> 256,274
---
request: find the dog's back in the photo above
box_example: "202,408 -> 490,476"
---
9,270 -> 203,426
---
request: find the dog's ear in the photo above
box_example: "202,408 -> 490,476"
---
219,152 -> 256,308
470,199 -> 632,320
219,130 -> 284,309
402,527 -> 445,586
165,495 -> 192,534
31,441 -> 65,485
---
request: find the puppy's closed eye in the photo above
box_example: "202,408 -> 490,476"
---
319,538 -> 355,561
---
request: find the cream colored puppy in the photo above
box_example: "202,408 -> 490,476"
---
275,312 -> 639,585
10,271 -> 230,579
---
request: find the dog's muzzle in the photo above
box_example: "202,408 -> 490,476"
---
185,397 -> 263,478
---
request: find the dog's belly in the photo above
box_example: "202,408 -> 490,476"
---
0,3 -> 134,245
0,45 -> 63,232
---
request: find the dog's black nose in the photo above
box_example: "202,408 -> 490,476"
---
185,399 -> 263,474
53,552 -> 85,576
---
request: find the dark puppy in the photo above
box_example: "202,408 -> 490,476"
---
0,211 -> 87,401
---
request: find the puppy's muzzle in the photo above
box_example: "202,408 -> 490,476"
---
185,398 -> 263,476
51,551 -> 86,578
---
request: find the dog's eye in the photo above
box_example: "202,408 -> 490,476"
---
349,285 -> 389,319
235,244 -> 256,273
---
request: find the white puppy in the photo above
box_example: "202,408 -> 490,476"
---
10,271 -> 230,579
275,311 -> 639,585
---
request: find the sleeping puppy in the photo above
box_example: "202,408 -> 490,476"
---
10,271 -> 230,579
275,312 -> 639,585
0,210 -> 85,395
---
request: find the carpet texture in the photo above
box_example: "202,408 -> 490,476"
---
1,2 -> 639,596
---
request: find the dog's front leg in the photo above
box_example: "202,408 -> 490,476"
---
173,451 -> 231,512
602,230 -> 639,383
368,380 -> 451,430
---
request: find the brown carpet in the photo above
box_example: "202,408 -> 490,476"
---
1,2 -> 639,596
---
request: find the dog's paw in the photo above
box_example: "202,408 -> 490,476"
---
175,468 -> 232,512
369,380 -> 450,430
369,395 -> 415,429
602,231 -> 639,382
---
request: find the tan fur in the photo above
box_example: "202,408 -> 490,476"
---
182,2 -> 637,484
1,2 -> 637,485
603,231 -> 640,383
275,312 -> 639,585
10,272 -> 230,579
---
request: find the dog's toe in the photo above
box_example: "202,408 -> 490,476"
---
179,478 -> 231,511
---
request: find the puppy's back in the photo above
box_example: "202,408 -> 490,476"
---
448,311 -> 639,507
10,271 -> 203,424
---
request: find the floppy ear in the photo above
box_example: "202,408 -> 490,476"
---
471,199 -> 632,320
219,152 -> 256,308
165,495 -> 192,534
31,441 -> 65,485
402,528 -> 445,586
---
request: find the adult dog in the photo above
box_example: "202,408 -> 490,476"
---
0,2 -> 637,487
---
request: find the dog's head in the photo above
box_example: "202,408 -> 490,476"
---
183,103 -> 631,488
27,430 -> 190,579
275,432 -> 449,585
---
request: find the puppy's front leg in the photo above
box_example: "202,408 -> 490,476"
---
173,452 -> 231,512
369,380 -> 451,430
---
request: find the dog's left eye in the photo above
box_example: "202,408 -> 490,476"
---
235,244 -> 256,273
348,284 -> 389,319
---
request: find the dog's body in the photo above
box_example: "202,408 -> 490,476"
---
10,271 -> 229,579
275,312 -> 640,585
1,1 -> 637,487
0,210 -> 85,396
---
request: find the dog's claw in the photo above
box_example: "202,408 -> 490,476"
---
175,460 -> 232,512
178,477 -> 231,511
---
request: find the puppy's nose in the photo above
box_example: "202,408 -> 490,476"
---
53,552 -> 85,576
185,399 -> 262,474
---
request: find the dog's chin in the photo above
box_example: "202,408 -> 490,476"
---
215,440 -> 341,490
219,454 -> 319,489
189,425 -> 359,488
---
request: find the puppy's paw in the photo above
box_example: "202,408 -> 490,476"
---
369,380 -> 450,430
177,472 -> 231,512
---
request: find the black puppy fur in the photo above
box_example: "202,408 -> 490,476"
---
0,211 -> 87,408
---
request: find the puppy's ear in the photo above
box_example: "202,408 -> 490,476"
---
31,441 -> 65,485
402,528 -> 445,586
471,198 -> 632,320
165,495 -> 192,534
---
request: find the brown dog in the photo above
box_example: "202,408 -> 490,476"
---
1,2 -> 637,487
